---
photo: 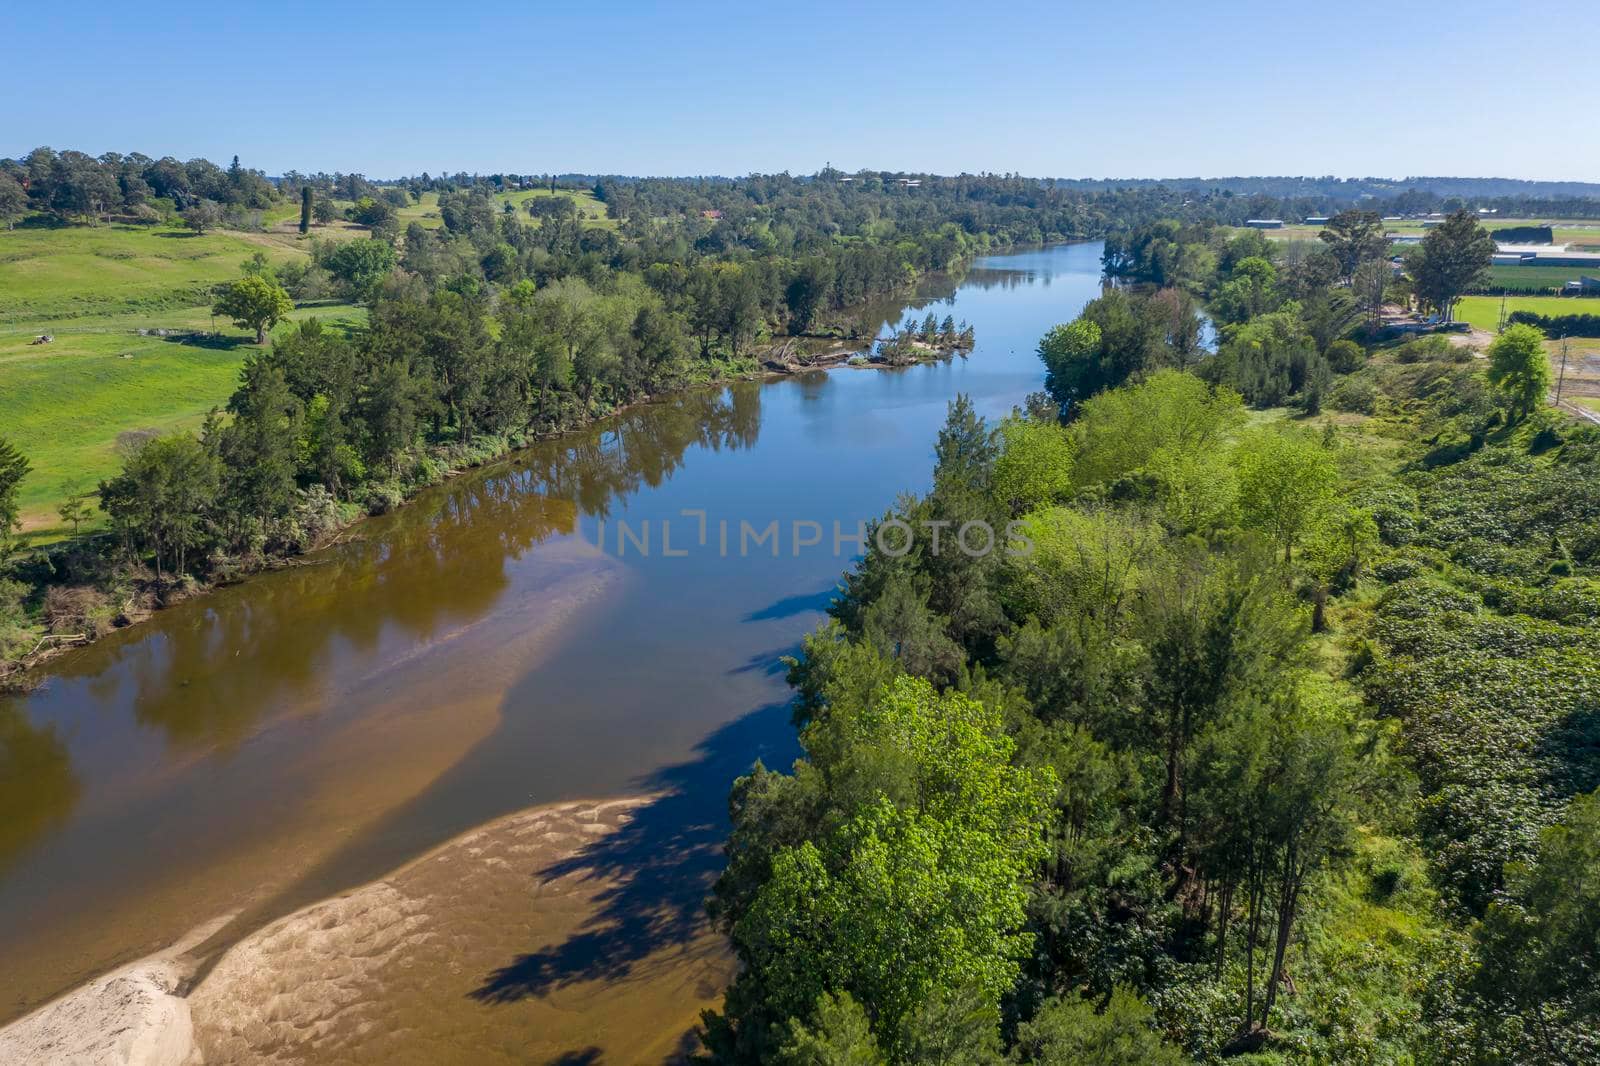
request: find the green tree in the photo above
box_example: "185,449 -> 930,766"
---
1037,317 -> 1102,409
1072,369 -> 1245,491
358,358 -> 423,472
786,258 -> 836,333
1352,258 -> 1390,328
349,195 -> 395,228
299,394 -> 362,497
56,487 -> 96,536
1212,256 -> 1279,325
1485,323 -> 1551,420
1152,287 -> 1205,371
1318,209 -> 1389,282
1207,309 -> 1319,408
1010,989 -> 1185,1066
0,436 -> 30,561
98,434 -> 219,577
298,185 -> 311,235
1188,681 -> 1363,1035
716,262 -> 764,358
0,172 -> 27,230
709,675 -> 1053,1062
992,417 -> 1075,515
1301,505 -> 1378,632
212,273 -> 294,343
321,239 -> 397,300
219,364 -> 303,532
1324,338 -> 1365,374
312,196 -> 337,225
1234,428 -> 1337,561
1407,209 -> 1494,321
181,198 -> 222,234
774,992 -> 886,1066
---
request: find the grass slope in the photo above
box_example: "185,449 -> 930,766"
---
0,188 -> 613,536
495,187 -> 617,227
0,223 -> 310,320
0,218 -> 362,534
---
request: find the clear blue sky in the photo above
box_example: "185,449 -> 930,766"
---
8,0 -> 1595,180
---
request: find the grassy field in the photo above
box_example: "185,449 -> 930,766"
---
393,190 -> 443,228
1258,218 -> 1600,249
1454,294 -> 1600,334
494,186 -> 617,227
0,222 -> 318,321
1484,263 -> 1596,291
320,187 -> 612,231
0,186 -> 618,536
1,304 -> 365,533
0,218 -> 365,535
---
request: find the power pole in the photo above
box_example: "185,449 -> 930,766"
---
1555,332 -> 1570,404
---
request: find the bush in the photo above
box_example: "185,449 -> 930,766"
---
1326,339 -> 1365,373
291,486 -> 346,546
1330,375 -> 1377,414
1373,556 -> 1425,583
364,484 -> 404,515
1395,334 -> 1454,364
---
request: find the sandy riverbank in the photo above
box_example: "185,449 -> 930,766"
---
1,794 -> 732,1065
0,525 -> 636,1030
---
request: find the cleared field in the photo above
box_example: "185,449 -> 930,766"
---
0,218 -> 364,534
393,190 -> 444,228
317,188 -> 612,232
0,186 -> 618,534
1454,294 -> 1600,334
1484,263 -> 1596,291
1257,218 -> 1600,249
0,223 -> 315,320
1,304 -> 365,532
495,186 -> 617,227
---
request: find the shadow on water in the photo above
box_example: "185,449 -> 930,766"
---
726,646 -> 800,678
740,583 -> 838,623
469,698 -> 798,1005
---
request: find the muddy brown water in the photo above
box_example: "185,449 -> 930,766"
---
0,243 -> 1108,1051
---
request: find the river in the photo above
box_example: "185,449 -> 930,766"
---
0,242 -> 1108,1054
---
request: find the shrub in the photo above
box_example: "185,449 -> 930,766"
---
1326,338 -> 1365,373
364,484 -> 404,515
292,486 -> 346,545
1395,334 -> 1454,364
1328,375 -> 1376,414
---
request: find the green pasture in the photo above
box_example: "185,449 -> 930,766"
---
1454,294 -> 1600,334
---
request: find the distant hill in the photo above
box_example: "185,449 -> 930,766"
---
1038,175 -> 1600,201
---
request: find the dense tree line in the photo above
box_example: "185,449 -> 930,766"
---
0,147 -> 276,224
708,210 -> 1599,1061
1508,308 -> 1600,338
704,375 -> 1403,1061
1079,209 -> 1502,415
